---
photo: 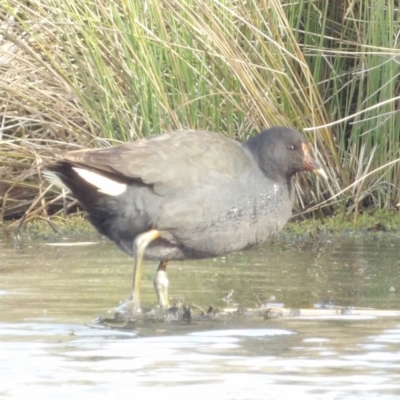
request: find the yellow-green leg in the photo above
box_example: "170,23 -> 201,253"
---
130,229 -> 160,312
153,260 -> 169,309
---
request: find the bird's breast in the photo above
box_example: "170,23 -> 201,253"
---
170,181 -> 293,257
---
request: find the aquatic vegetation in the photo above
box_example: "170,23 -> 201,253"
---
1,1 -> 400,225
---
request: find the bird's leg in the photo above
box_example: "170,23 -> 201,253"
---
153,260 -> 169,309
131,229 -> 160,313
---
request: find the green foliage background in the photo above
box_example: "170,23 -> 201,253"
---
1,0 -> 400,223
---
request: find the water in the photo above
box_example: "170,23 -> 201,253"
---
1,232 -> 400,399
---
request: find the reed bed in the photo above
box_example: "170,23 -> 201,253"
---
1,0 -> 399,227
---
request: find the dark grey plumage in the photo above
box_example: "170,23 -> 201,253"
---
47,127 -> 325,312
48,128 -> 319,258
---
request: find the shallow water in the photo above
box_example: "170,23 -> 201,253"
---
1,232 -> 400,399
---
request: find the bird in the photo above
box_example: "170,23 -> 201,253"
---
45,127 -> 326,316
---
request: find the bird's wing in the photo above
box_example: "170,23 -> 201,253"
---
63,130 -> 254,196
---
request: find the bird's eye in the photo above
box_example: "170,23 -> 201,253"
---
287,145 -> 296,151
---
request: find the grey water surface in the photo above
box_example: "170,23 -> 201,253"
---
1,231 -> 400,399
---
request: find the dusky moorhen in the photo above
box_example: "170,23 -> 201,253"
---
46,127 -> 326,314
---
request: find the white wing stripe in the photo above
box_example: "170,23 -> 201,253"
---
72,167 -> 127,196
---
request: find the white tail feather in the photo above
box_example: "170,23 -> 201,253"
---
43,171 -> 69,191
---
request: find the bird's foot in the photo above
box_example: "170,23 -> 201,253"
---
112,294 -> 143,322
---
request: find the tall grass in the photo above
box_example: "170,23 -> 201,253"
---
1,0 -> 400,224
289,1 -> 400,216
